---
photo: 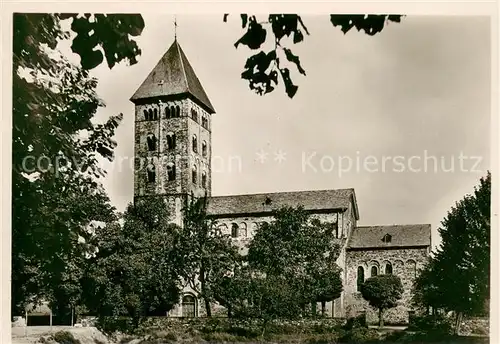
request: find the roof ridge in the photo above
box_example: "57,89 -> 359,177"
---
175,40 -> 190,91
210,188 -> 355,199
356,224 -> 431,228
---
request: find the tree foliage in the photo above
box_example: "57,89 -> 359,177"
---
360,274 -> 404,327
173,197 -> 240,316
413,172 -> 491,320
241,207 -> 343,320
82,198 -> 181,327
12,13 -> 143,314
224,14 -> 403,98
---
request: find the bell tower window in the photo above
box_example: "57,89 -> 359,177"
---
191,109 -> 198,122
202,141 -> 207,157
201,171 -> 207,188
166,133 -> 176,150
192,135 -> 198,153
167,162 -> 176,181
147,164 -> 156,183
192,165 -> 197,184
146,133 -> 157,151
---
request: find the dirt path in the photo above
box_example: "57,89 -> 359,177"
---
11,326 -> 110,344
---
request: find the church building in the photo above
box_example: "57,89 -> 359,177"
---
130,39 -> 431,324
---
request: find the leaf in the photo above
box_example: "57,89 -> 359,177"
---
279,68 -> 298,98
330,14 -> 403,36
283,48 -> 306,75
241,14 -> 248,28
234,21 -> 267,49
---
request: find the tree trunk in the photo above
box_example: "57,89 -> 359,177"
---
321,301 -> 326,316
378,308 -> 384,328
199,264 -> 211,317
204,298 -> 212,317
312,302 -> 317,317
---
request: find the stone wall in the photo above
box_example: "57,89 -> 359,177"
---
134,98 -> 212,226
344,247 -> 429,324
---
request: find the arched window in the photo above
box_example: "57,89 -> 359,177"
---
170,106 -> 175,118
385,262 -> 393,275
201,171 -> 207,188
219,223 -> 228,235
191,109 -> 198,122
201,116 -> 208,129
371,266 -> 378,277
153,108 -> 158,120
202,141 -> 207,157
166,162 -> 176,181
251,222 -> 259,235
166,133 -> 176,150
192,165 -> 197,184
382,234 -> 392,243
231,223 -> 239,238
146,133 -> 156,151
192,135 -> 198,153
143,109 -> 149,120
176,105 -> 180,117
357,266 -> 364,291
165,107 -> 171,119
147,164 -> 156,183
240,223 -> 248,237
182,295 -> 196,317
148,109 -> 153,121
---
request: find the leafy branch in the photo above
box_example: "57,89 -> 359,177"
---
225,14 -> 403,98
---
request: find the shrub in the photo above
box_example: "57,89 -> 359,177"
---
96,316 -> 137,335
152,330 -> 178,341
407,314 -> 453,336
305,333 -> 343,344
344,313 -> 367,330
51,331 -> 81,344
340,327 -> 380,343
201,332 -> 242,342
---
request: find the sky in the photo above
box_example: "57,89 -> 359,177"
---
60,14 -> 491,250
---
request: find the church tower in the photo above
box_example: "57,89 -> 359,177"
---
130,39 -> 215,225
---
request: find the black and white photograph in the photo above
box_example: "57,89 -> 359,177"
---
3,7 -> 497,344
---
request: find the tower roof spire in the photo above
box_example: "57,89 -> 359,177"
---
174,15 -> 177,40
130,39 -> 215,114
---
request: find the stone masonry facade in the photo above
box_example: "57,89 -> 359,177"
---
130,39 -> 432,321
345,247 -> 430,324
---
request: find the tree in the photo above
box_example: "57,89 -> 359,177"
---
413,172 -> 490,332
224,14 -> 403,98
12,13 -> 144,313
82,197 -> 181,328
173,196 -> 240,317
360,274 -> 404,327
247,207 -> 343,318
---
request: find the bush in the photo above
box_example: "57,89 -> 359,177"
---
51,331 -> 81,344
202,332 -> 246,342
96,316 -> 137,335
407,314 -> 453,336
340,327 -> 380,343
344,313 -> 367,330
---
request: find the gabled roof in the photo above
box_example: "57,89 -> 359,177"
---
130,40 -> 215,114
207,188 -> 358,218
347,224 -> 431,249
